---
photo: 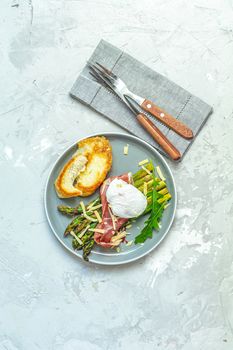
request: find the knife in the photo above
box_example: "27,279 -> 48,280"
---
92,62 -> 193,140
88,64 -> 181,161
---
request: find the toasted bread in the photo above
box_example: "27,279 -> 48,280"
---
55,136 -> 112,198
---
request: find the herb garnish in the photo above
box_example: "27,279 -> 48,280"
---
134,163 -> 165,244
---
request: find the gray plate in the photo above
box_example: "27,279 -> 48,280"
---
44,132 -> 177,265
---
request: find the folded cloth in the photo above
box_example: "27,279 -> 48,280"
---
70,39 -> 213,159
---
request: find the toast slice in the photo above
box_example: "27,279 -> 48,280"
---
55,136 -> 112,198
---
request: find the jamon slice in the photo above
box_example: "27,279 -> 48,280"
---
94,173 -> 132,248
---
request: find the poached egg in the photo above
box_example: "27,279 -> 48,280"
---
106,179 -> 147,218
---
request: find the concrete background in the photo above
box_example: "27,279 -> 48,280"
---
0,0 -> 233,349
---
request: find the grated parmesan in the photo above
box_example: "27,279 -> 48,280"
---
110,240 -> 122,247
141,165 -> 152,175
70,230 -> 83,245
94,210 -> 102,223
100,182 -> 106,195
89,228 -> 105,234
124,144 -> 129,155
78,224 -> 90,238
111,232 -> 126,242
80,201 -> 98,222
156,166 -> 166,181
138,159 -> 149,166
143,182 -> 147,196
86,198 -> 99,211
108,206 -> 116,230
126,240 -> 133,247
88,204 -> 102,211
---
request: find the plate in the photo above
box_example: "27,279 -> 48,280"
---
44,132 -> 177,265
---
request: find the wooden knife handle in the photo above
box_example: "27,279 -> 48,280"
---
137,114 -> 181,161
141,99 -> 193,139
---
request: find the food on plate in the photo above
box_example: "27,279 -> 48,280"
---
55,136 -> 112,198
123,144 -> 129,155
58,161 -> 172,261
134,167 -> 168,244
156,165 -> 166,181
55,154 -> 88,198
138,159 -> 149,166
106,178 -> 147,218
94,173 -> 132,248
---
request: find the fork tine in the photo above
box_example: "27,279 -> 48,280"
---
95,67 -> 115,84
95,62 -> 115,77
89,69 -> 109,87
89,69 -> 129,113
87,61 -> 107,78
88,61 -> 105,74
89,71 -> 118,98
88,62 -> 116,86
88,62 -> 110,81
89,71 -> 101,83
88,63 -> 115,89
87,61 -> 102,75
94,62 -> 117,82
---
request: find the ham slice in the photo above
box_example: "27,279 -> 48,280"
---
94,173 -> 132,248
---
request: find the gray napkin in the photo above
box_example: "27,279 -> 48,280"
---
70,39 -> 212,159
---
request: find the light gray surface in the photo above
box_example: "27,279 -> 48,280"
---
70,40 -> 212,159
44,132 -> 177,265
1,0 -> 233,349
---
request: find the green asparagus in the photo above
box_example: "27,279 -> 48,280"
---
58,198 -> 101,217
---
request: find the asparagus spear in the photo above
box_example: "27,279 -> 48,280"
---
134,175 -> 160,188
61,205 -> 101,219
83,240 -> 95,261
72,223 -> 97,250
132,163 -> 153,181
158,187 -> 168,196
58,198 -> 101,217
64,216 -> 82,236
64,206 -> 102,236
158,193 -> 171,204
72,231 -> 93,250
58,205 -> 81,216
73,220 -> 90,234
138,180 -> 166,193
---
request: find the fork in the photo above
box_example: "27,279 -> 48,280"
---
88,62 -> 193,140
88,62 -> 181,161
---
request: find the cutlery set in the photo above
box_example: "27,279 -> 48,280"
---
88,62 -> 194,161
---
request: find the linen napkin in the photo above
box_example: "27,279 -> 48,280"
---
70,39 -> 212,159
